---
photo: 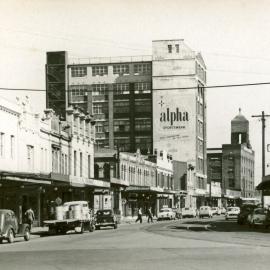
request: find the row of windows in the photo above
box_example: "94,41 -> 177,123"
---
73,151 -> 92,178
71,63 -> 152,77
70,85 -> 88,97
52,148 -> 68,175
197,177 -> 206,189
0,133 -> 15,159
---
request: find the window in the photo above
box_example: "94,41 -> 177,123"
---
52,147 -> 60,173
113,83 -> 130,95
175,44 -> 179,53
74,150 -> 77,176
134,82 -> 151,94
135,119 -> 151,131
135,137 -> 152,152
92,84 -> 108,96
92,66 -> 108,76
95,124 -> 104,133
135,100 -> 151,113
114,101 -> 130,114
10,135 -> 14,159
27,145 -> 34,171
71,66 -> 87,77
114,138 -> 130,151
114,120 -> 130,132
80,152 -> 83,177
70,85 -> 88,97
93,104 -> 103,114
65,154 -> 68,175
168,44 -> 172,53
0,133 -> 4,157
113,64 -> 129,75
134,63 -> 151,75
88,155 -> 91,179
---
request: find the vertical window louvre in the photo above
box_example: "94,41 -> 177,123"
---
74,150 -> 77,176
0,133 -> 4,157
88,155 -> 91,179
80,152 -> 83,177
10,135 -> 14,159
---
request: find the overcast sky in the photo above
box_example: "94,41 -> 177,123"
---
1,0 -> 270,183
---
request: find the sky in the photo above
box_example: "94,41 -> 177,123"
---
1,0 -> 270,183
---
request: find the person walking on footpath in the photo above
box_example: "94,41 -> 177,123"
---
147,207 -> 153,223
135,207 -> 143,223
25,207 -> 35,231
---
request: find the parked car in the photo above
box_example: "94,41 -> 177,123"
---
211,207 -> 221,216
95,209 -> 118,230
247,208 -> 267,228
225,207 -> 240,220
237,204 -> 257,225
199,206 -> 212,218
0,209 -> 31,244
220,207 -> 226,215
157,208 -> 176,221
181,207 -> 197,218
172,208 -> 182,219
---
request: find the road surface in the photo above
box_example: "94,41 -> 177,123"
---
0,216 -> 270,270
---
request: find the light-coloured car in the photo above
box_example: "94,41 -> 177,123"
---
247,208 -> 267,228
199,206 -> 212,218
220,207 -> 226,215
157,208 -> 176,221
181,207 -> 197,218
211,207 -> 221,215
225,207 -> 240,220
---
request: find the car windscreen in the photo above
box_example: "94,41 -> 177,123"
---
97,210 -> 112,216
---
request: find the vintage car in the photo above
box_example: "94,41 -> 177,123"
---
211,207 -> 221,216
225,207 -> 240,220
247,208 -> 268,228
157,208 -> 176,221
181,207 -> 197,218
199,206 -> 212,218
95,209 -> 118,230
0,209 -> 31,243
237,204 -> 257,225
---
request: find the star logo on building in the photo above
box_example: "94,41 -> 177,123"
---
159,98 -> 165,108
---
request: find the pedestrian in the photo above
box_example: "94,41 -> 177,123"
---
135,207 -> 143,223
25,207 -> 35,231
147,207 -> 153,223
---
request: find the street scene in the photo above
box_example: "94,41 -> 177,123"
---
0,215 -> 270,270
1,0 -> 270,269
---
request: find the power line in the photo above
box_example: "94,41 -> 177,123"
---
1,81 -> 270,93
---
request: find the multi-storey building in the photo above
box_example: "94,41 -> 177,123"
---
207,110 -> 255,207
152,40 -> 207,208
207,148 -> 222,207
45,39 -> 207,208
222,110 -> 255,205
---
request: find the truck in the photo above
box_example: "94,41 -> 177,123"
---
43,201 -> 95,235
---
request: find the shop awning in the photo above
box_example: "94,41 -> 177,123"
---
110,177 -> 129,187
256,180 -> 270,190
0,171 -> 51,185
125,186 -> 164,193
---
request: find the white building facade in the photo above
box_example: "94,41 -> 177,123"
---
152,39 -> 207,209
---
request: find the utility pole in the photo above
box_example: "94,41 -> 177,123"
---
252,111 -> 270,207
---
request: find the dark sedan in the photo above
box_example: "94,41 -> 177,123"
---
95,210 -> 118,230
0,209 -> 31,243
237,204 -> 257,225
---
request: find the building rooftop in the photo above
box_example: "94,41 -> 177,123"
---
68,55 -> 152,65
231,108 -> 248,122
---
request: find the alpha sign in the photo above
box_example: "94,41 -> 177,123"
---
153,91 -> 195,161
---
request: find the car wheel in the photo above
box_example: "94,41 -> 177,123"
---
89,223 -> 95,232
24,227 -> 30,241
7,229 -> 14,244
95,226 -> 100,230
114,223 -> 118,229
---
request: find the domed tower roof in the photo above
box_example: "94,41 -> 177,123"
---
231,108 -> 248,123
231,108 -> 250,147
